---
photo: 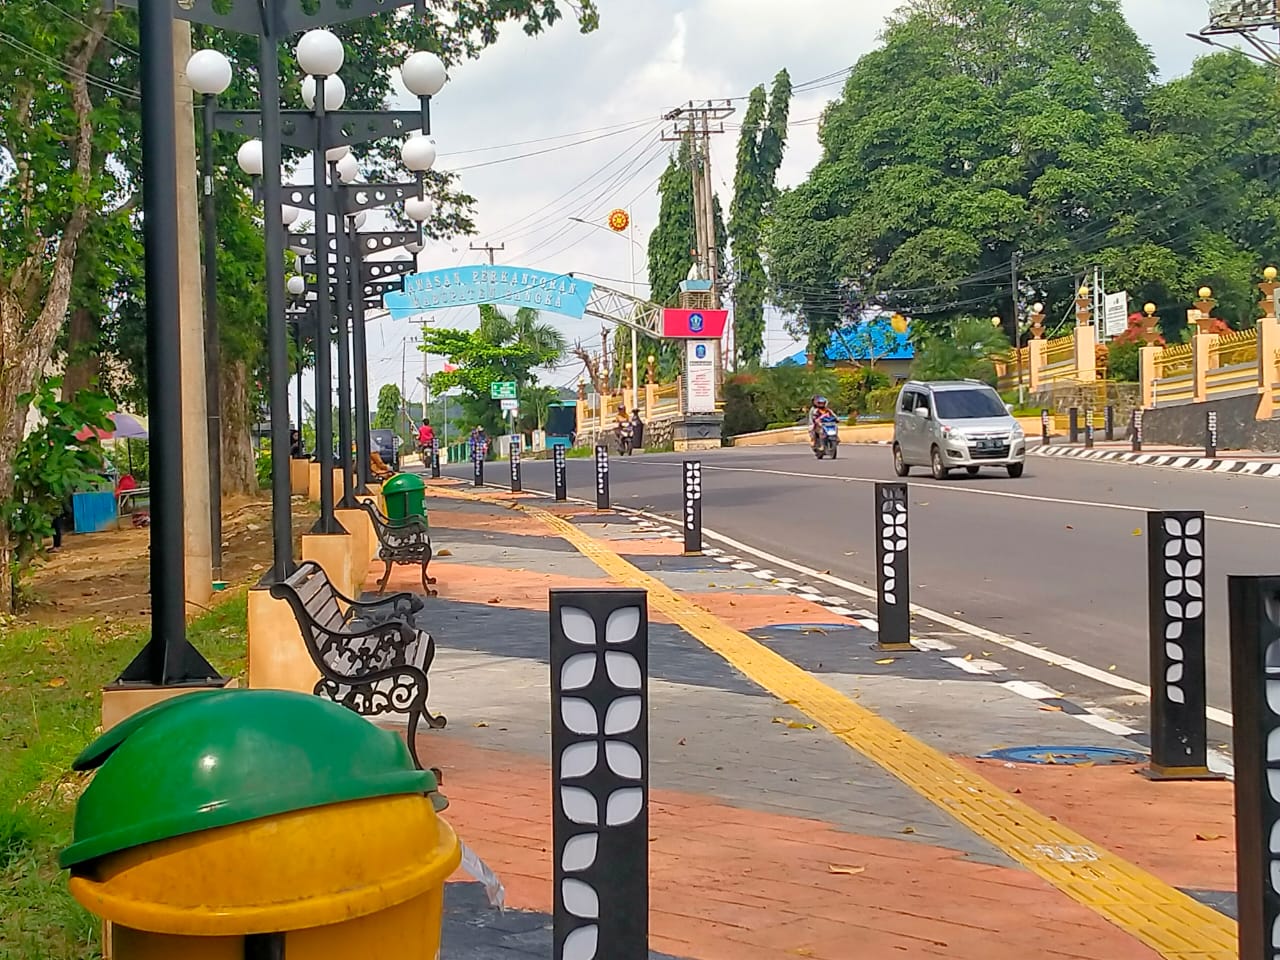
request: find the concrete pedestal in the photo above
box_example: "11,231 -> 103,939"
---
674,415 -> 724,452
335,508 -> 371,594
308,462 -> 321,504
290,457 -> 309,496
101,680 -> 236,732
246,586 -> 318,694
302,531 -> 356,598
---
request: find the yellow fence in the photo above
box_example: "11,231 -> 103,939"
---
1045,335 -> 1074,365
1154,342 -> 1193,379
1212,327 -> 1259,368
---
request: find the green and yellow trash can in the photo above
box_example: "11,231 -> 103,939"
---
382,472 -> 427,522
61,689 -> 459,959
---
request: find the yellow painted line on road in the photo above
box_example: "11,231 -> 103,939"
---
486,495 -> 1235,960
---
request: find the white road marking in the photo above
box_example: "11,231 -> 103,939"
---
944,656 -> 1008,675
1002,680 -> 1063,700
1072,712 -> 1139,736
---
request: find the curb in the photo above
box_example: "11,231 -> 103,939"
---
1034,443 -> 1280,477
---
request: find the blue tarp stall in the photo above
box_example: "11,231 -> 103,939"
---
72,491 -> 117,534
545,402 -> 577,447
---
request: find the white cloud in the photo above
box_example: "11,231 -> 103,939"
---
327,0 -> 1238,420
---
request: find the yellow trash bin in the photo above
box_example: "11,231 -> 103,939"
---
60,689 -> 459,959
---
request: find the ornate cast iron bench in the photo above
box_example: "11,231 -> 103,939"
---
269,560 -> 446,768
357,499 -> 437,596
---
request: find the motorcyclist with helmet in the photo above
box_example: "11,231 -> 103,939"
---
808,395 -> 837,451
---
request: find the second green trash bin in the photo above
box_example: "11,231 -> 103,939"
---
383,472 -> 426,521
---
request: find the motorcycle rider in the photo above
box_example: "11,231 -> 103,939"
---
614,404 -> 634,451
808,395 -> 837,450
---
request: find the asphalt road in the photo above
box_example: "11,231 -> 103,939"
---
446,442 -> 1280,733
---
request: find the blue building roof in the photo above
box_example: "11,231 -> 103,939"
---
778,316 -> 915,366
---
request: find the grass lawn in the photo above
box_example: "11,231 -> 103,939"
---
0,593 -> 249,960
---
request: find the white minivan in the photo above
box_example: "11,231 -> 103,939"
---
892,380 -> 1027,480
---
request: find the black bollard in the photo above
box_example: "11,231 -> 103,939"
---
550,588 -> 649,960
1229,575 -> 1280,960
472,444 -> 484,488
1132,408 -> 1143,453
1084,408 -> 1094,449
875,482 -> 912,652
510,435 -> 522,493
430,437 -> 441,479
682,460 -> 702,556
1068,407 -> 1079,443
1145,511 -> 1220,781
1206,410 -> 1218,460
1040,409 -> 1050,445
553,443 -> 568,502
1104,405 -> 1115,442
595,445 -> 609,511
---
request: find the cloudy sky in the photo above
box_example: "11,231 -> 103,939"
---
345,0 -> 1229,420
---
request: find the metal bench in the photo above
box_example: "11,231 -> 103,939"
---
357,499 -> 437,596
269,560 -> 446,768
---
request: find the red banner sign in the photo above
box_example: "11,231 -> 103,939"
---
662,308 -> 729,339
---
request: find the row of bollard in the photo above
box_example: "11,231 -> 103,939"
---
873,485 -> 1280,957
1050,406 -> 1219,458
465,441 -> 706,558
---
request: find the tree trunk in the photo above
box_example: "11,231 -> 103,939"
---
220,360 -> 257,496
63,306 -> 100,398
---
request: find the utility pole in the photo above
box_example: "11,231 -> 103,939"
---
470,241 -> 505,265
661,100 -> 734,310
1011,251 -> 1024,405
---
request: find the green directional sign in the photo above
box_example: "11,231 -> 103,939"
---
490,381 -> 517,400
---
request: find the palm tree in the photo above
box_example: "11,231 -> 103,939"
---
478,305 -> 566,373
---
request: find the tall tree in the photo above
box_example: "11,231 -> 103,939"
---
423,305 -> 565,437
764,0 -> 1157,358
729,69 -> 791,367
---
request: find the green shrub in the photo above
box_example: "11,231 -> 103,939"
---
865,386 -> 900,415
721,373 -> 768,438
1106,341 -> 1140,383
835,367 -> 892,415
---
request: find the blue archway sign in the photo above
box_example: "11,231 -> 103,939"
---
383,264 -> 595,321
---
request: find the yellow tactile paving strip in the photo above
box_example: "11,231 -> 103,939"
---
433,488 -> 1233,960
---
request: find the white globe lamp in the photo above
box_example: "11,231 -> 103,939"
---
401,51 -> 447,97
295,29 -> 345,77
236,139 -> 264,176
280,204 -> 300,227
187,49 -> 232,96
335,152 -> 359,183
404,196 -> 435,222
286,275 -> 306,296
301,73 -> 346,111
401,136 -> 437,173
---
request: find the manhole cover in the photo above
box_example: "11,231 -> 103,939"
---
981,745 -> 1146,766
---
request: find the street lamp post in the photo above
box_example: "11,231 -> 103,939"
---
298,29 -> 346,533
116,0 -> 221,685
570,210 -> 642,407
287,274 -> 308,447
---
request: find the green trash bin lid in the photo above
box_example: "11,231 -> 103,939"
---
383,472 -> 426,494
60,689 -> 437,869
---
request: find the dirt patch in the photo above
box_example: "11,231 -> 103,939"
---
18,494 -> 315,631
